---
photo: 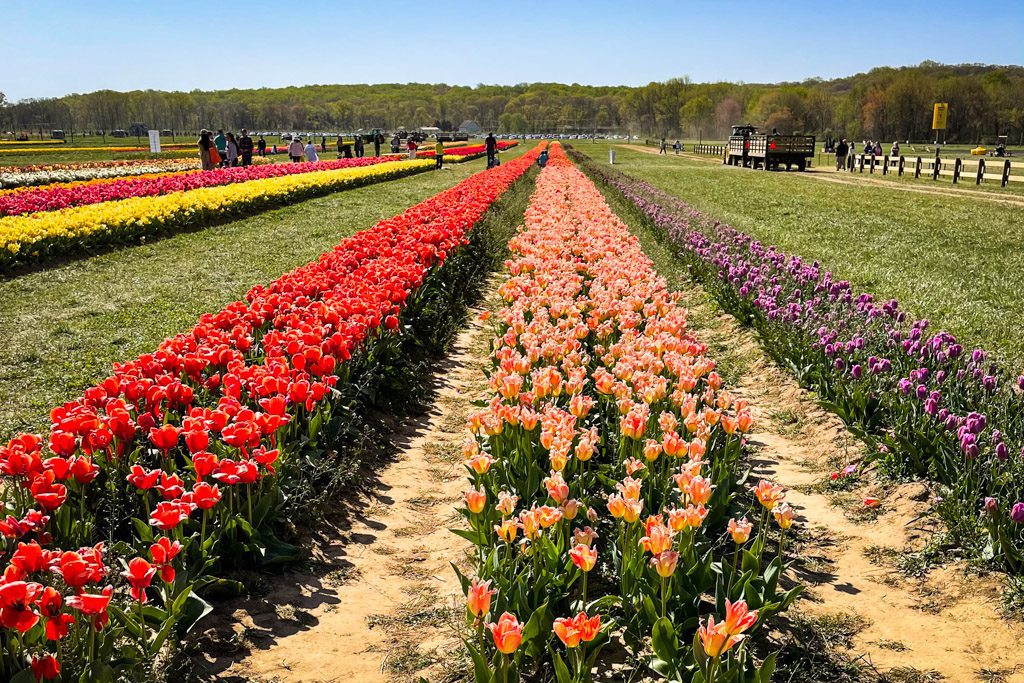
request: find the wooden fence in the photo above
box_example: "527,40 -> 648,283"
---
845,153 -> 1022,187
692,144 -> 726,156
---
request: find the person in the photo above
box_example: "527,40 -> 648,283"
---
354,135 -> 364,158
771,127 -> 780,135
846,140 -> 856,171
336,134 -> 345,158
257,134 -> 266,157
407,137 -> 418,159
659,138 -> 667,154
835,138 -> 849,171
304,138 -> 320,162
288,136 -> 304,163
890,141 -> 900,157
391,134 -> 401,154
673,140 -> 682,155
537,149 -> 549,168
374,132 -> 383,157
214,129 -> 227,167
321,134 -> 327,153
238,129 -> 254,167
198,129 -> 214,171
434,138 -> 444,169
485,132 -> 497,166
225,132 -> 239,167
874,141 -> 883,156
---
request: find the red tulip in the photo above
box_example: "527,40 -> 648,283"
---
192,482 -> 222,510
30,471 -> 67,510
0,580 -> 43,632
127,464 -> 161,491
149,424 -> 181,452
149,501 -> 190,531
30,653 -> 60,681
120,557 -> 156,602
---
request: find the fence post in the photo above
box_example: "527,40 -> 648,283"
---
953,158 -> 961,184
976,159 -> 984,185
882,154 -> 889,175
932,157 -> 940,180
898,155 -> 905,176
914,157 -> 922,178
858,155 -> 865,173
1003,160 -> 1012,187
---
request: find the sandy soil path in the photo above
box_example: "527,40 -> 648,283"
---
679,292 -> 1024,682
619,144 -> 1024,208
194,289 -> 498,682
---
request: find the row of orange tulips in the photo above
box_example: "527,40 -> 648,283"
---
454,144 -> 801,682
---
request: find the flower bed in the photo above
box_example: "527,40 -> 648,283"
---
0,159 -> 218,190
456,144 -> 799,682
0,144 -> 197,155
0,159 -> 432,271
569,147 -> 1024,572
384,140 -> 518,162
0,157 -> 398,216
0,143 -> 542,680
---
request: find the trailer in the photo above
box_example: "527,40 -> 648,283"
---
725,125 -> 815,171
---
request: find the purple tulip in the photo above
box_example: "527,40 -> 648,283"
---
1011,503 -> 1024,524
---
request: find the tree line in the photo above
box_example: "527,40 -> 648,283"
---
2,62 -> 1022,143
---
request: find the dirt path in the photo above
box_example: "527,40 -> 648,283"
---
195,289 -> 498,683
678,291 -> 1024,682
620,144 -> 1024,208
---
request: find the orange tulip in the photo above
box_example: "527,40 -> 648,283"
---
728,517 -> 753,544
606,494 -> 626,519
699,617 -> 743,658
684,475 -> 715,505
488,612 -> 524,654
622,498 -> 644,523
465,453 -> 495,475
642,439 -> 662,462
754,480 -> 785,511
467,577 -> 496,618
537,505 -> 564,528
543,472 -> 569,505
640,523 -> 674,555
569,543 -> 597,572
495,490 -> 518,516
723,599 -> 758,636
494,518 -> 519,544
553,616 -> 583,648
772,502 -> 795,530
573,526 -> 598,547
464,487 -> 487,515
650,550 -> 679,578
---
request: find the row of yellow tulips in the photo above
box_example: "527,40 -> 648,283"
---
0,159 -> 433,270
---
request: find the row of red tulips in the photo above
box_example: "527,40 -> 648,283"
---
0,157 -> 394,216
0,144 -> 543,681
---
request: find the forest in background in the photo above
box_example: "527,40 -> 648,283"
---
3,61 -> 1023,143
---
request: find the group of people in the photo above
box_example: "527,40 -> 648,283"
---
284,136 -> 321,163
658,139 -> 683,155
198,129 -> 268,170
832,138 -> 899,171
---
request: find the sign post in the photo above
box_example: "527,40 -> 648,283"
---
932,103 -> 948,145
148,129 -> 161,154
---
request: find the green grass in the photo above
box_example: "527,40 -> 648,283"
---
0,145 -> 532,439
573,143 -> 1024,368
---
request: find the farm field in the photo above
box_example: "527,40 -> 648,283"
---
4,16 -> 1024,679
1,134 -> 1023,682
574,142 -> 1024,366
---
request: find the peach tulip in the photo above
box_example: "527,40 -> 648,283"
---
488,612 -> 524,654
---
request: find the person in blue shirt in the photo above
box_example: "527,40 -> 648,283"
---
537,149 -> 549,168
213,129 -> 227,167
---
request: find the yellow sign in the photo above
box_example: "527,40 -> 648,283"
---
932,102 -> 948,130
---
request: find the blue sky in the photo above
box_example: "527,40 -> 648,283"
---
3,0 -> 1022,100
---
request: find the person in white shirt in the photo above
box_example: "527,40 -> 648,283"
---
304,140 -> 319,162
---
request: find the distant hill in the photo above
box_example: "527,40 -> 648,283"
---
3,62 -> 1022,143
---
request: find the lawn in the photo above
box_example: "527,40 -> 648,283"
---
0,144 -> 531,439
572,142 -> 1024,368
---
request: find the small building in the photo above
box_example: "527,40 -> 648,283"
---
458,120 -> 481,135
